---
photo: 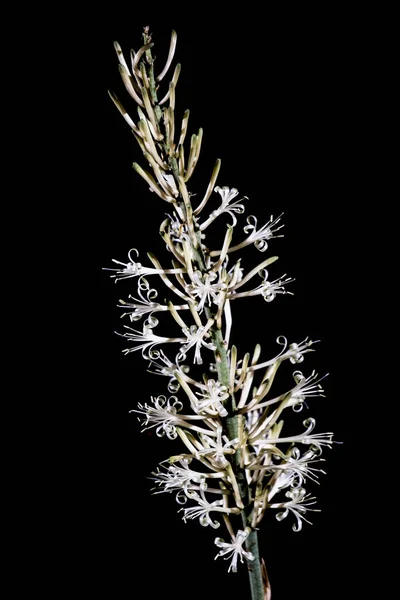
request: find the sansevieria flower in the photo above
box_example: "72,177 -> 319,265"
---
104,26 -> 335,600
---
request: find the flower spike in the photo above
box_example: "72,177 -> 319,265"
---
106,28 -> 336,596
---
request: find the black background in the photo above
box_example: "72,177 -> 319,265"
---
67,5 -> 375,599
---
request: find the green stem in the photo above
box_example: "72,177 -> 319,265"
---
210,320 -> 265,600
244,527 -> 266,600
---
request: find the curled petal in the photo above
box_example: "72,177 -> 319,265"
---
137,276 -> 158,301
168,380 -> 180,393
292,518 -> 303,532
176,490 -> 188,505
255,239 -> 268,252
275,509 -> 289,522
303,418 -> 316,435
200,514 -> 220,529
147,348 -> 161,361
145,315 -> 159,330
243,214 -> 258,235
292,401 -> 305,413
156,423 -> 178,440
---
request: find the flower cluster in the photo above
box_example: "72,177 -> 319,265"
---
105,27 -> 334,578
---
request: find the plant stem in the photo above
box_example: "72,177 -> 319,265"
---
208,294 -> 265,600
224,364 -> 266,600
242,521 -> 266,600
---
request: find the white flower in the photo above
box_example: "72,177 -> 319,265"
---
117,276 -> 164,321
227,265 -> 294,302
245,336 -> 318,375
152,457 -> 228,505
286,337 -> 318,364
179,487 -> 238,528
185,271 -> 227,312
214,528 -> 255,572
116,316 -> 184,357
214,186 -> 247,225
215,186 -> 240,207
118,277 -> 189,323
194,380 -> 229,416
131,395 -> 219,440
265,446 -> 325,500
241,213 -> 284,252
271,447 -> 325,485
103,248 -> 143,282
146,350 -> 190,393
196,427 -> 237,466
289,370 -> 326,411
151,458 -> 208,502
131,394 -> 184,440
270,487 -> 319,532
259,270 -> 295,302
118,299 -> 161,321
252,418 -> 334,453
200,186 -> 246,230
104,248 -> 184,283
180,323 -> 216,365
246,366 -> 326,416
